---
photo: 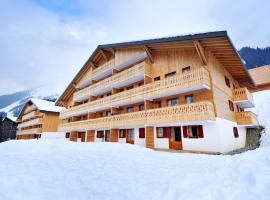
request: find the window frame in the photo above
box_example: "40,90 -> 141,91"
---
139,128 -> 145,138
165,71 -> 177,79
182,66 -> 191,73
225,76 -> 231,88
167,98 -> 179,106
185,94 -> 194,104
127,107 -> 135,113
233,127 -> 239,138
119,129 -> 126,138
228,100 -> 235,112
97,131 -> 104,138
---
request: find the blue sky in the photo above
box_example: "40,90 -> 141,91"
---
0,0 -> 270,95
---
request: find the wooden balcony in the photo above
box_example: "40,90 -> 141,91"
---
74,62 -> 150,102
92,59 -> 115,80
17,128 -> 42,135
24,105 -> 36,114
58,101 -> 215,132
233,87 -> 254,108
21,111 -> 42,121
60,67 -> 211,119
235,111 -> 259,127
18,117 -> 44,129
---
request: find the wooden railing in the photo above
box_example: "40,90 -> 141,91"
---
74,62 -> 150,101
18,118 -> 44,129
233,87 -> 254,104
17,128 -> 42,135
22,111 -> 42,121
60,67 -> 210,119
58,101 -> 215,132
92,59 -> 115,78
235,111 -> 259,126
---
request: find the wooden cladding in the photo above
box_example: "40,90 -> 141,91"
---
60,67 -> 211,119
73,62 -> 150,102
235,111 -> 259,126
86,130 -> 95,142
110,129 -> 119,142
58,101 -> 215,132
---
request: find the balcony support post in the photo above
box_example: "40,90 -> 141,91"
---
110,129 -> 119,142
70,131 -> 78,142
145,126 -> 154,149
86,130 -> 95,142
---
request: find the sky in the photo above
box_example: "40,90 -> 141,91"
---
0,0 -> 269,96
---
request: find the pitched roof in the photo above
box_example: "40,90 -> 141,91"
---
17,98 -> 65,120
56,30 -> 255,106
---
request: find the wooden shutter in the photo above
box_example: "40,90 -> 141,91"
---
198,125 -> 204,138
183,126 -> 188,138
139,128 -> 145,138
233,127 -> 239,138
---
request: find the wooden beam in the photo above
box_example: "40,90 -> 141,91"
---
193,40 -> 207,65
143,45 -> 154,64
89,61 -> 97,69
100,49 -> 109,61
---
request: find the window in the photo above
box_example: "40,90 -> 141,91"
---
107,92 -> 112,96
156,127 -> 170,138
127,129 -> 134,141
119,129 -> 126,138
182,66 -> 191,73
185,94 -> 194,104
97,131 -> 104,138
127,107 -> 134,113
233,127 -> 239,138
228,100 -> 234,112
139,104 -> 145,111
167,98 -> 179,106
106,111 -> 111,116
65,133 -> 70,138
154,76 -> 161,81
183,125 -> 204,138
155,101 -> 162,108
139,128 -> 145,138
165,71 -> 176,78
77,132 -> 82,138
225,76 -> 230,88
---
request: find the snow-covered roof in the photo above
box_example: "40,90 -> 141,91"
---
30,98 -> 65,113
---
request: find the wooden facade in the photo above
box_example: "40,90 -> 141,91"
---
56,31 -> 259,153
16,99 -> 63,140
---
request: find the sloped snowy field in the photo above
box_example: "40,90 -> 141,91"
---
0,140 -> 270,200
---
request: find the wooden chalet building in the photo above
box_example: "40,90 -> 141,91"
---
0,114 -> 17,142
56,31 -> 259,153
16,98 -> 64,139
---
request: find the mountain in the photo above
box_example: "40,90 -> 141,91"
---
238,47 -> 270,69
0,86 -> 59,121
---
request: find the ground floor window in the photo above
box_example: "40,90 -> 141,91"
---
97,131 -> 104,138
65,133 -> 70,138
77,132 -> 82,138
233,127 -> 239,138
119,129 -> 126,138
139,128 -> 145,138
183,125 -> 204,138
156,127 -> 170,138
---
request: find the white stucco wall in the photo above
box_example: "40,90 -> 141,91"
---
134,127 -> 146,147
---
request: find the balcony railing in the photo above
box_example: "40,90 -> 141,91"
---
92,59 -> 115,79
233,87 -> 254,108
21,111 -> 42,121
17,128 -> 42,135
60,67 -> 211,119
235,111 -> 259,127
18,118 -> 44,129
58,101 -> 215,132
74,62 -> 150,102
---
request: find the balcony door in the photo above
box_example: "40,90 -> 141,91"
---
169,127 -> 182,150
105,130 -> 110,142
126,129 -> 134,144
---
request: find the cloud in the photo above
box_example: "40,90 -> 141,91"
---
0,0 -> 269,95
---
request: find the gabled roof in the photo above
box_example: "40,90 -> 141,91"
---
56,30 -> 255,106
18,98 -> 65,120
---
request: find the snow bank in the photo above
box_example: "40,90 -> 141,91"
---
250,90 -> 270,146
40,132 -> 67,140
0,140 -> 269,200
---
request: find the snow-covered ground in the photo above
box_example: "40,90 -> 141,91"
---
0,139 -> 270,200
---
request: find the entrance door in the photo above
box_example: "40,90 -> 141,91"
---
169,127 -> 182,150
105,130 -> 110,142
126,129 -> 134,144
